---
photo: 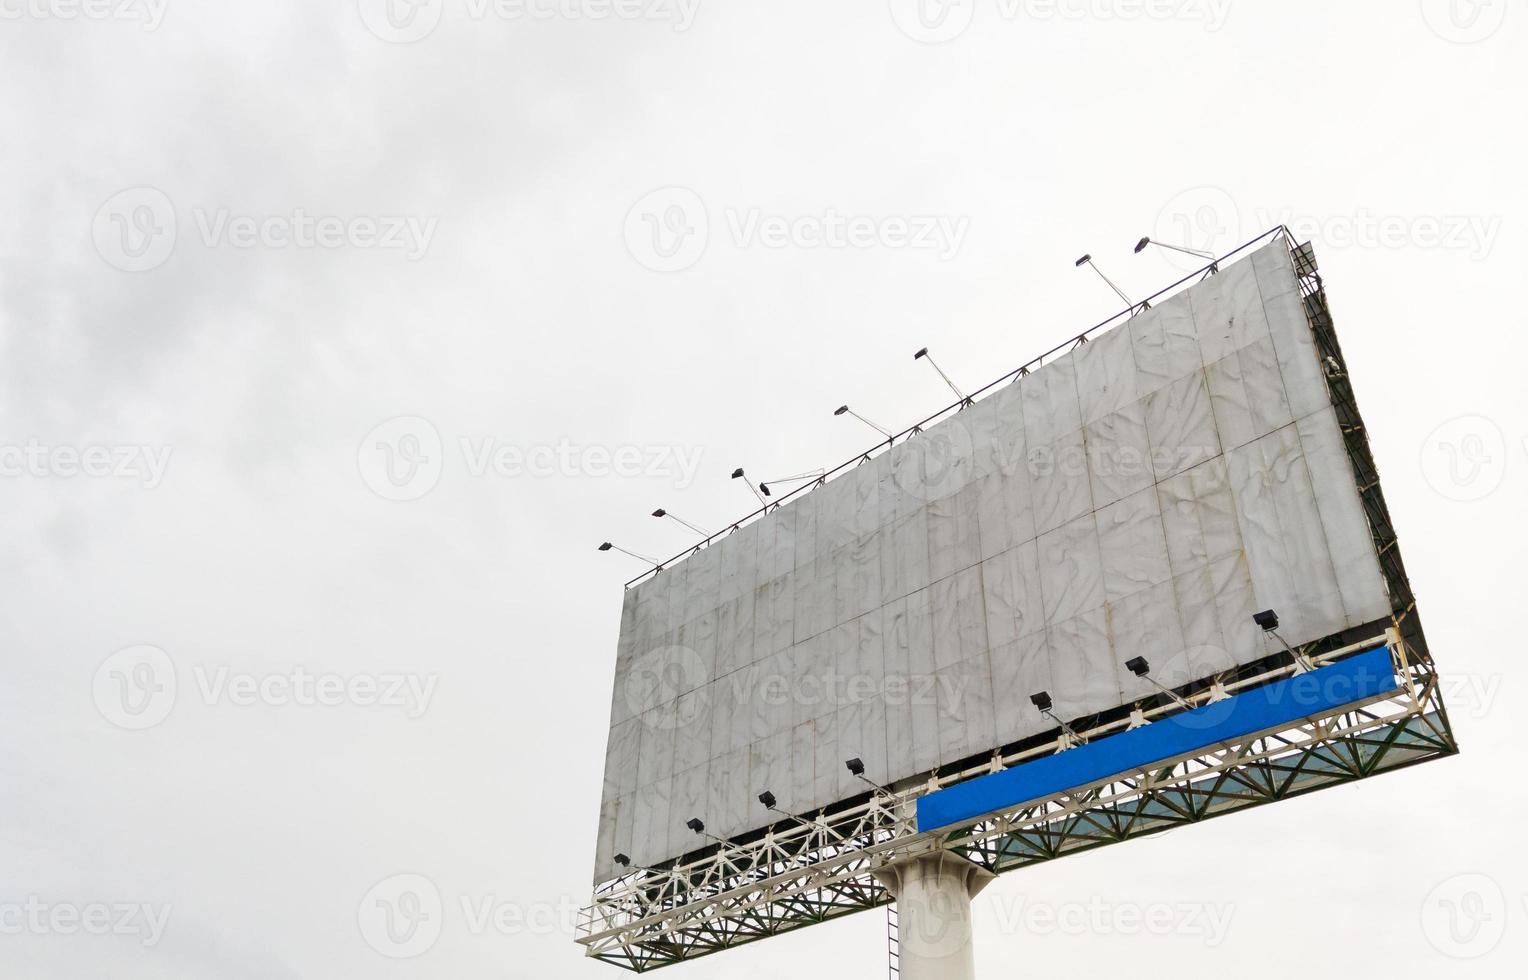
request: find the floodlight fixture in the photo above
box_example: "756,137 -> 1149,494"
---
1029,690 -> 1088,746
611,853 -> 676,914
1075,253 -> 1140,310
1253,608 -> 1315,673
756,788 -> 816,834
597,541 -> 659,566
844,757 -> 882,793
1122,656 -> 1192,710
651,508 -> 711,537
730,467 -> 769,506
685,816 -> 730,851
834,404 -> 891,438
759,469 -> 826,497
612,853 -> 668,877
912,347 -> 966,403
1134,235 -> 1218,271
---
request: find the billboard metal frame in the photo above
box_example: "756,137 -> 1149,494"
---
1292,241 -> 1429,661
579,231 -> 1459,971
577,631 -> 1454,971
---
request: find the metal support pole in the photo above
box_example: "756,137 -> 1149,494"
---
871,851 -> 995,980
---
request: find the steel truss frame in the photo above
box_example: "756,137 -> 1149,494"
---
579,233 -> 1458,971
577,632 -> 1456,971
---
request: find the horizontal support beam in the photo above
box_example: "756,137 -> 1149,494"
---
577,642 -> 1455,972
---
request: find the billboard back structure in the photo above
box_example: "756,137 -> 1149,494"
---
580,230 -> 1456,972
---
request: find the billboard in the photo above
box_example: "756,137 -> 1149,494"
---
594,237 -> 1393,881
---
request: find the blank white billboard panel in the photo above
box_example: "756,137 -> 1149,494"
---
594,239 -> 1389,879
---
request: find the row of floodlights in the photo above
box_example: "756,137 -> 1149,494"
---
611,757 -> 883,870
597,236 -> 1221,570
611,608 -> 1297,871
594,348 -> 967,567
1075,237 -> 1218,310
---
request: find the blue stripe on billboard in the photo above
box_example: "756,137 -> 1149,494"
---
916,645 -> 1399,834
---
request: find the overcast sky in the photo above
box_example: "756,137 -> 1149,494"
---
2,2 -> 1525,978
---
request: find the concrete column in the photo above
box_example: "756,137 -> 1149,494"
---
872,852 -> 995,980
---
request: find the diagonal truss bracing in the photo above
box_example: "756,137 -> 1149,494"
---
577,633 -> 1456,971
